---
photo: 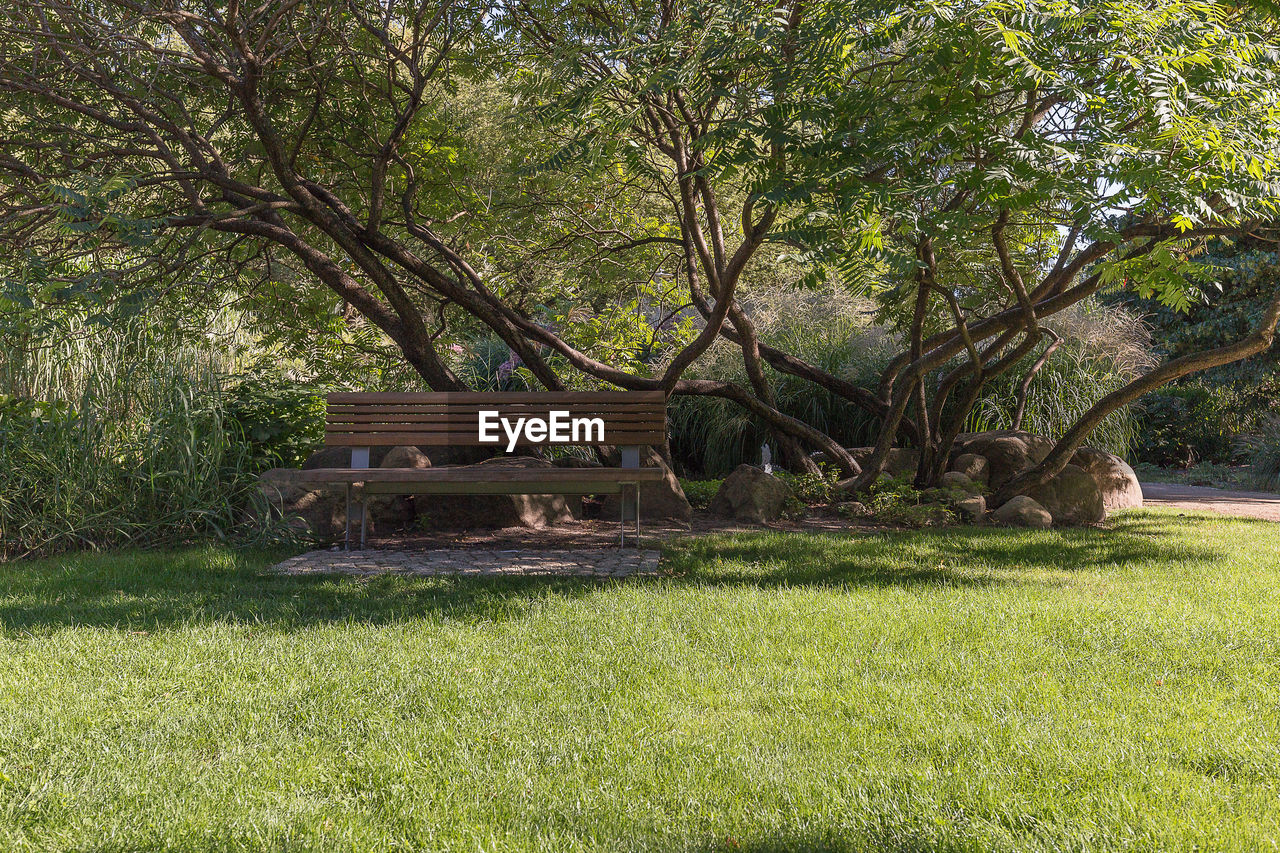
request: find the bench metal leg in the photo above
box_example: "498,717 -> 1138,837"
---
619,482 -> 641,549
344,484 -> 352,551
360,499 -> 368,550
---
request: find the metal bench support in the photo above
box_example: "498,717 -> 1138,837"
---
350,446 -> 370,550
621,445 -> 641,549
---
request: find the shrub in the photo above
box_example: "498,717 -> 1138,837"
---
221,374 -> 326,470
1133,384 -> 1237,467
668,287 -> 894,476
0,321 -> 307,559
961,301 -> 1150,459
677,478 -> 723,510
669,292 -> 1146,476
1240,419 -> 1280,492
864,475 -> 956,528
776,466 -> 842,505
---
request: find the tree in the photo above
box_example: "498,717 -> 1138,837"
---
2,0 -> 1278,497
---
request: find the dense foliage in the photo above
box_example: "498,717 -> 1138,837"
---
1112,237 -> 1280,469
0,307 -> 326,557
1,0 -> 1278,528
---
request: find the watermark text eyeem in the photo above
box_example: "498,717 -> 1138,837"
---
478,410 -> 605,451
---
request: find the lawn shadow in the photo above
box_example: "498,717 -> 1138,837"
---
0,511 -> 1240,634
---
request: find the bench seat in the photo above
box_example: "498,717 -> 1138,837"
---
296,465 -> 665,495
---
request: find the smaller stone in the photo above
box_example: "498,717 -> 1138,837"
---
939,471 -> 980,494
380,445 -> 432,469
955,495 -> 986,523
707,464 -> 795,523
836,500 -> 870,518
950,453 -> 991,486
992,495 -> 1053,529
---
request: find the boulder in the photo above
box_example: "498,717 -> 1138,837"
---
1024,463 -> 1106,525
949,453 -> 991,486
418,445 -> 493,467
413,457 -> 575,530
836,500 -> 871,518
380,445 -> 432,469
852,447 -> 920,479
992,495 -> 1053,529
599,446 -> 693,524
1070,447 -> 1143,511
939,471 -> 981,494
551,456 -> 602,469
955,495 -> 986,523
952,431 -> 1055,492
708,464 -> 795,523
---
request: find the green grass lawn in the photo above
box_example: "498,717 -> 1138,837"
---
2,511 -> 1279,852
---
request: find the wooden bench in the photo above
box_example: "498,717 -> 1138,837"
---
297,391 -> 668,548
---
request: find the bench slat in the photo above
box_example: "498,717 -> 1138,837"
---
325,432 -> 665,447
322,391 -> 666,448
326,406 -> 663,418
326,420 -> 667,433
327,391 -> 665,405
296,467 -> 666,483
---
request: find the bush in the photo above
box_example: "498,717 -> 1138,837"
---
961,302 -> 1149,459
776,466 -> 842,505
678,478 -> 723,510
1133,384 -> 1237,467
1240,419 -> 1280,492
864,475 -> 956,528
670,293 -> 1146,476
668,288 -> 894,476
221,374 -> 326,470
0,322 -> 309,559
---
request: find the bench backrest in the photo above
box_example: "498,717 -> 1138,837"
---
325,391 -> 667,449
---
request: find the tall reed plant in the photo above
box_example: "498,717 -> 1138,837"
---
0,320 -> 300,559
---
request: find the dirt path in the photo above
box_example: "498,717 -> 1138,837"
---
1140,482 -> 1280,522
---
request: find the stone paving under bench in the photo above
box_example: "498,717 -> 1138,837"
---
271,547 -> 663,578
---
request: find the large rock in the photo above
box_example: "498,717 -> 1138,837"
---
1023,463 -> 1106,525
955,495 -> 986,523
949,453 -> 990,486
850,447 -> 920,479
381,445 -> 432,469
952,431 -> 1055,492
1070,447 -> 1143,511
599,446 -> 693,524
992,495 -> 1053,529
414,457 -> 575,530
419,445 -> 493,467
939,471 -> 981,494
812,447 -> 920,478
708,464 -> 795,523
